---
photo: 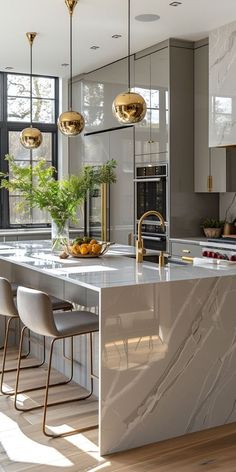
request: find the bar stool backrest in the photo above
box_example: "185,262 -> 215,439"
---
17,286 -> 58,337
0,277 -> 18,317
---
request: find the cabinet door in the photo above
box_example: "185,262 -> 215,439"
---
83,132 -> 110,166
80,57 -> 134,133
171,241 -> 202,258
150,49 -> 169,155
194,44 -> 226,192
209,21 -> 236,147
134,55 -> 151,155
134,49 -> 169,156
194,45 -> 210,192
210,148 -> 226,192
109,127 -> 134,244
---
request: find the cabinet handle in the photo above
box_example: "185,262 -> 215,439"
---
128,233 -> 132,246
207,175 -> 213,192
147,140 -> 155,144
182,249 -> 190,254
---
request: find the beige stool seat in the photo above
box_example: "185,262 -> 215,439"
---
15,286 -> 99,438
0,277 -> 73,396
11,283 -> 73,311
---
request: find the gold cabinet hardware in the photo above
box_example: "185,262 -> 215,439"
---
182,256 -> 194,262
207,175 -> 213,192
101,183 -> 108,242
182,249 -> 190,254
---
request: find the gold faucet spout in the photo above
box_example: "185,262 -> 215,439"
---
136,210 -> 165,267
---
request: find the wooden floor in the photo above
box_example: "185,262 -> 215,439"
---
1,349 -> 236,471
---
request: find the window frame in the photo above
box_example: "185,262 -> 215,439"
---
0,71 -> 59,229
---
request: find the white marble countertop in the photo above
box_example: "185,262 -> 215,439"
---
0,240 -> 235,292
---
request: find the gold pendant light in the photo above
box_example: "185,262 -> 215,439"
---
112,0 -> 146,124
20,33 -> 43,149
58,0 -> 84,136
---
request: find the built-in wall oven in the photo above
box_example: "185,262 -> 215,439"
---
134,163 -> 168,250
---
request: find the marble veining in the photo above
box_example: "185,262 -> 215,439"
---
100,276 -> 236,453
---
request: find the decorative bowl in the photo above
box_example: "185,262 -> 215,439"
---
66,241 -> 114,258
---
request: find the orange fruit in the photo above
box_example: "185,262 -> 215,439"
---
92,243 -> 102,255
90,239 -> 97,245
80,244 -> 89,255
87,244 -> 93,254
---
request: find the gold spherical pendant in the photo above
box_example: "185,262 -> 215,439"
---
58,110 -> 85,136
20,127 -> 43,149
112,92 -> 147,124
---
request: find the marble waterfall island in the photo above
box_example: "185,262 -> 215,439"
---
0,241 -> 236,454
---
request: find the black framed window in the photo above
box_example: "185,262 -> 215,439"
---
0,72 -> 59,228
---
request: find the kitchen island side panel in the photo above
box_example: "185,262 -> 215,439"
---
99,276 -> 236,455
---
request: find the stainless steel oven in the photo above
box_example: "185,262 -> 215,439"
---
134,163 -> 168,250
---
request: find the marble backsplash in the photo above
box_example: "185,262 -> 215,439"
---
220,192 -> 236,223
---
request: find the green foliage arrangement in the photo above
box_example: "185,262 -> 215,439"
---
201,218 -> 224,229
0,155 -> 117,230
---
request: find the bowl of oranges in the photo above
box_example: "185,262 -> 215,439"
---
66,237 -> 113,258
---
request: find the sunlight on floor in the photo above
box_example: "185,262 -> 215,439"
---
67,431 -> 102,461
48,424 -> 102,462
88,462 -> 111,471
0,413 -> 72,467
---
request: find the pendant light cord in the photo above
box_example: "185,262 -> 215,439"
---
70,12 -> 73,111
30,41 -> 33,127
128,0 -> 131,92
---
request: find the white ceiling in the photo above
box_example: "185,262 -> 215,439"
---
1,0 -> 236,78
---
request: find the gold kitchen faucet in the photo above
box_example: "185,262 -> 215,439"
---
136,210 -> 165,268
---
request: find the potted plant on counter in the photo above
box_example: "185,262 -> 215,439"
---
0,155 -> 116,250
201,218 -> 224,238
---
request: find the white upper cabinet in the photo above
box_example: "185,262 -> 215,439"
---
195,42 -> 226,192
134,48 -> 169,157
209,21 -> 236,147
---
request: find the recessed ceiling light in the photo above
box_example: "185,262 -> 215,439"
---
61,63 -> 69,67
169,1 -> 182,6
90,45 -> 100,50
135,14 -> 160,22
5,66 -> 14,70
112,34 -> 122,39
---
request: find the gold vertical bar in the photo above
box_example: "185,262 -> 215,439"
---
207,175 -> 213,192
101,183 -> 108,242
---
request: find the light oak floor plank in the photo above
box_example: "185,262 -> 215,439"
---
1,350 -> 236,471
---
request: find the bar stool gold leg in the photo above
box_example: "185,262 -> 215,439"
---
1,324 -> 47,395
42,334 -> 98,438
14,331 -> 97,437
14,331 -> 74,409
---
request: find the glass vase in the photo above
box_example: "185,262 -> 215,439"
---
51,219 -> 69,252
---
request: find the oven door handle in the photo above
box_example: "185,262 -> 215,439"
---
142,236 -> 163,241
134,178 -> 165,182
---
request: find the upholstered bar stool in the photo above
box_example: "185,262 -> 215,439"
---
0,277 -> 73,395
15,286 -> 99,438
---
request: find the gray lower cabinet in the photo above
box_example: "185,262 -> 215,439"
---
171,241 -> 202,258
